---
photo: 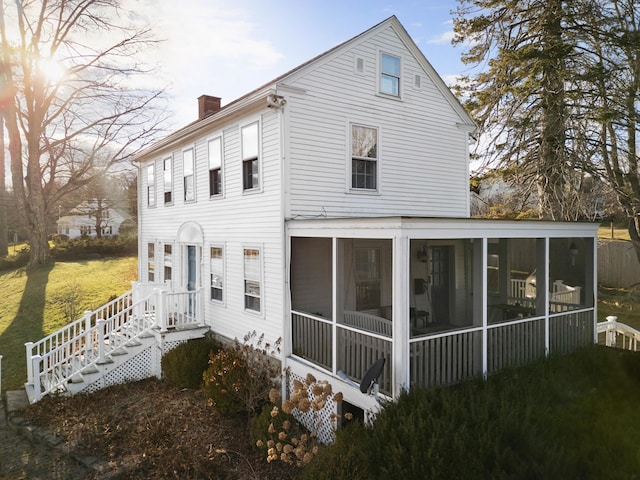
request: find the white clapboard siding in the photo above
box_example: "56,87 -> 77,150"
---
283,24 -> 468,219
138,108 -> 285,345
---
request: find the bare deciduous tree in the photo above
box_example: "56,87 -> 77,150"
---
0,0 -> 168,265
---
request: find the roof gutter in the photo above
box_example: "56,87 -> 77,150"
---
133,85 -> 278,162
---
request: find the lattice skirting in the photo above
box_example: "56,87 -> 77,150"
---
79,339 -> 190,394
82,346 -> 154,394
287,371 -> 340,444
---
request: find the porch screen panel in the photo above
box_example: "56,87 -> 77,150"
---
549,237 -> 593,313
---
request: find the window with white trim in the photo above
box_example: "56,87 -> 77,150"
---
164,243 -> 172,282
208,137 -> 223,196
163,157 -> 172,204
147,163 -> 155,207
148,243 -> 155,282
241,122 -> 259,191
243,247 -> 261,312
351,124 -> 378,190
380,52 -> 401,96
210,246 -> 224,302
183,148 -> 195,202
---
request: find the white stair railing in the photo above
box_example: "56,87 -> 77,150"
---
26,286 -> 205,403
26,289 -> 154,402
597,316 -> 640,351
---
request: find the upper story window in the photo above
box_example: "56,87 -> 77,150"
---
208,137 -> 223,197
163,157 -> 172,204
147,164 -> 156,207
351,124 -> 378,191
243,247 -> 262,312
241,122 -> 259,191
380,53 -> 401,97
210,246 -> 224,302
183,148 -> 195,202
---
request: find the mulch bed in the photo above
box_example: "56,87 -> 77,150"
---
22,378 -> 296,479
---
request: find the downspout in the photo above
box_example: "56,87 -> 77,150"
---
272,93 -> 291,361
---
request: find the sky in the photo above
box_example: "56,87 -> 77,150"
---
138,0 -> 468,129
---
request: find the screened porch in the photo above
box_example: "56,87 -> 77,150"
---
286,218 -> 597,401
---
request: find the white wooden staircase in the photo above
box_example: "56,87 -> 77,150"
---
24,283 -> 209,403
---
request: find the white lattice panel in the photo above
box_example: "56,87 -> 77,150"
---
287,371 -> 339,444
162,339 -> 186,355
81,347 -> 153,394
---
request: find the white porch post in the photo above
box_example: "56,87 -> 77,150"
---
31,354 -> 42,402
539,238 -> 550,355
155,288 -> 168,333
97,319 -> 106,364
331,237 -> 337,375
393,234 -> 410,394
25,341 -> 34,385
481,237 -> 488,378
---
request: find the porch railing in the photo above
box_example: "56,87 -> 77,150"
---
26,285 -> 204,402
597,316 -> 640,351
509,278 -> 581,308
292,307 -> 595,395
410,328 -> 482,388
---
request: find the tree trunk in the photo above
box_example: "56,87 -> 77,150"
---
0,205 -> 7,257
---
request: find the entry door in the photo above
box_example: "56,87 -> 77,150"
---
186,245 -> 197,316
430,246 -> 451,323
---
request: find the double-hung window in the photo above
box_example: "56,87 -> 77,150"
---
183,148 -> 195,202
147,164 -> 155,207
163,157 -> 172,204
351,124 -> 378,190
208,137 -> 223,196
210,246 -> 224,302
164,244 -> 173,282
148,243 -> 155,282
241,122 -> 259,191
380,53 -> 401,97
243,247 -> 262,312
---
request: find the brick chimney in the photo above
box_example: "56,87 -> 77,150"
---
198,95 -> 221,120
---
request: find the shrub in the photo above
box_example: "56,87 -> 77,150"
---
253,375 -> 345,469
161,337 -> 221,389
0,248 -> 30,271
202,331 -> 281,416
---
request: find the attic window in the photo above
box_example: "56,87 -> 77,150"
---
355,56 -> 365,74
380,53 -> 400,96
414,74 -> 421,89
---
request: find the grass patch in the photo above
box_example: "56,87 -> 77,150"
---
598,286 -> 640,331
598,225 -> 631,241
0,257 -> 137,391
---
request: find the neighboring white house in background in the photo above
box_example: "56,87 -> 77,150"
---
26,17 -> 598,430
56,202 -> 133,239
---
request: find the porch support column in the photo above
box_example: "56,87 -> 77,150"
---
331,237 -> 338,375
393,234 -> 410,395
481,238 -> 488,378
584,237 -> 596,343
537,238 -> 549,354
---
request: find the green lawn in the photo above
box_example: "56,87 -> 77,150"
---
0,257 -> 137,391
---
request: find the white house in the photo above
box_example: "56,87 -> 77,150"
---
26,17 -> 598,424
56,202 -> 132,239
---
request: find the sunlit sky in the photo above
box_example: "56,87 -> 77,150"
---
139,0 -> 467,129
